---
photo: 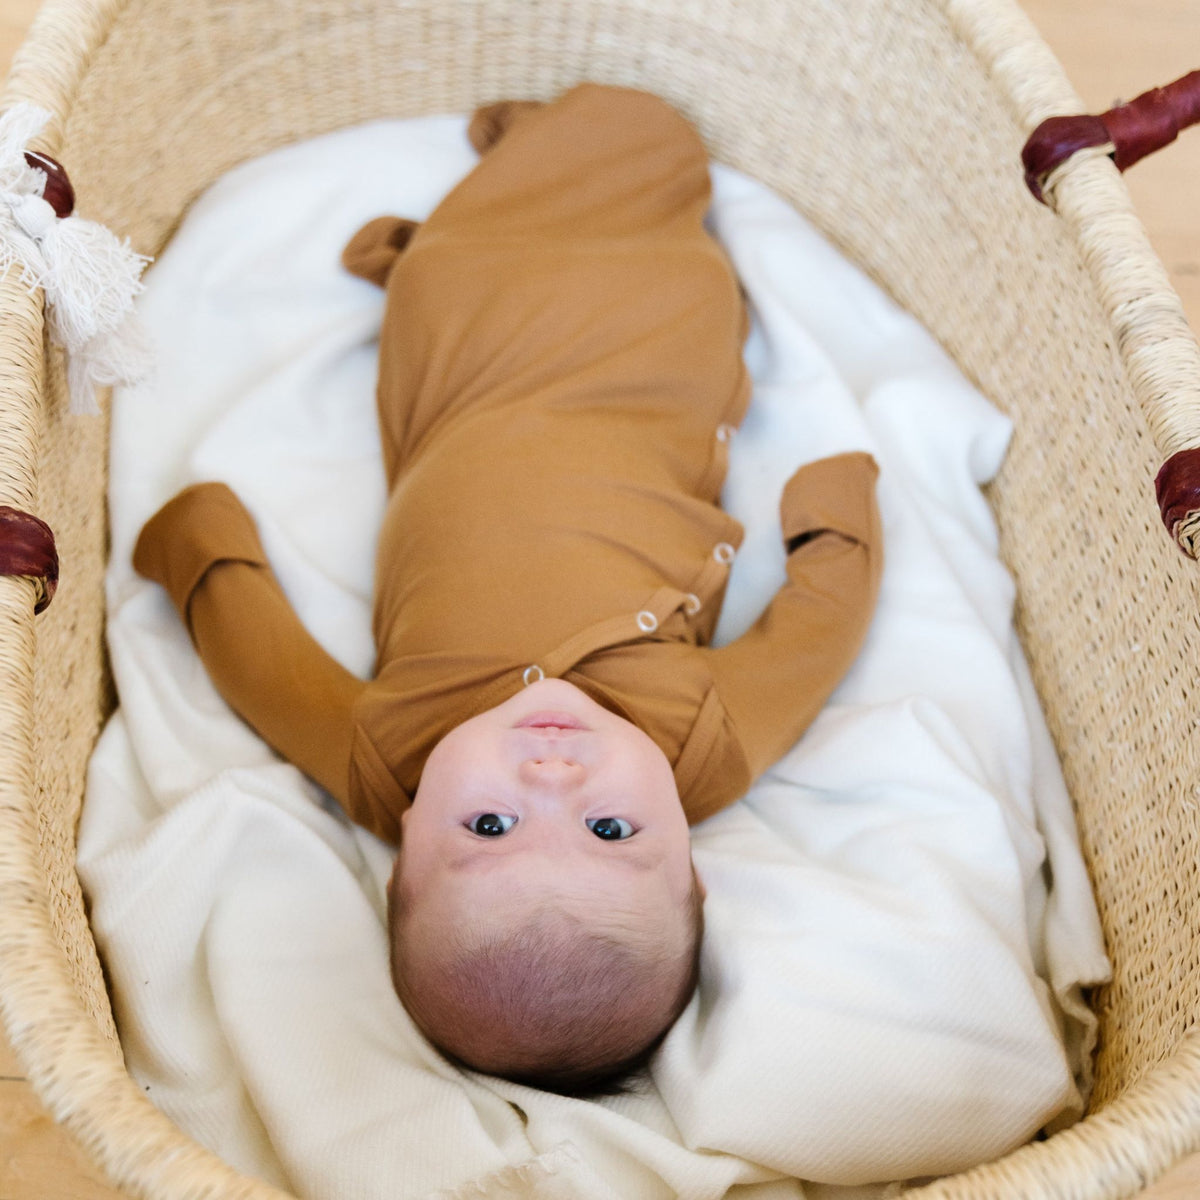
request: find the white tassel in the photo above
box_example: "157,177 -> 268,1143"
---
0,103 -> 153,414
0,103 -> 51,196
66,314 -> 154,415
9,191 -> 152,344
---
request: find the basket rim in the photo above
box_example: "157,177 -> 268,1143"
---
945,0 -> 1200,549
1,1 -> 1199,1198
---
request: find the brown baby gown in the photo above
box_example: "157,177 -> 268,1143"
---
134,84 -> 883,845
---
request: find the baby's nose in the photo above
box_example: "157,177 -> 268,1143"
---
517,756 -> 585,789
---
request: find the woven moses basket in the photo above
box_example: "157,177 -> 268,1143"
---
3,0 -> 1200,1196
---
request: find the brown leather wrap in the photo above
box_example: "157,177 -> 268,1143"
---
1022,69 -> 1200,203
1155,448 -> 1200,549
23,150 -> 74,218
0,506 -> 59,613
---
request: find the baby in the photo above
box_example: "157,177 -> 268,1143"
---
133,84 -> 883,1096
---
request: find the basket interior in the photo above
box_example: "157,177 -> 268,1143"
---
25,0 -> 1200,1113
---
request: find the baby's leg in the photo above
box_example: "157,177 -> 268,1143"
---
342,215 -> 420,288
467,99 -> 546,155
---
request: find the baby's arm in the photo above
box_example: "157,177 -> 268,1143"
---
706,451 -> 883,781
133,483 -> 366,807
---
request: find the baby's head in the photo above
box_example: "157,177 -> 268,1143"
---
387,679 -> 703,1096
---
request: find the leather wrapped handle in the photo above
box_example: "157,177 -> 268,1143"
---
1024,73 -> 1200,558
0,506 -> 59,613
22,149 -> 74,217
1022,69 -> 1200,203
1156,449 -> 1200,559
0,154 -> 71,609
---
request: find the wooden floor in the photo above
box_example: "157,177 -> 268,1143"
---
2,2 -> 1200,1197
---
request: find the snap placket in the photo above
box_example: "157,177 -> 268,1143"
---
716,423 -> 736,444
495,585 -> 711,714
713,541 -> 736,565
636,610 -> 658,633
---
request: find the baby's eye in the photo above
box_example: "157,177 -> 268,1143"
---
467,813 -> 516,837
587,817 -> 635,840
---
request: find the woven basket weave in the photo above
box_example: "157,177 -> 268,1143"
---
2,1 -> 1200,1196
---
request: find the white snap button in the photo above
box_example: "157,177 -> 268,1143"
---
716,423 -> 736,443
683,592 -> 702,615
522,664 -> 544,685
713,542 -> 736,565
636,610 -> 658,633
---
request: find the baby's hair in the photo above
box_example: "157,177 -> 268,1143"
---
388,873 -> 704,1098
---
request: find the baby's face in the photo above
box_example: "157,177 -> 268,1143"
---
395,679 -> 695,920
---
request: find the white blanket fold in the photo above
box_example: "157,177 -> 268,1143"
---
78,115 -> 1110,1200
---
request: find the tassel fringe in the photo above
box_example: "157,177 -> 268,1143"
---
0,103 -> 153,413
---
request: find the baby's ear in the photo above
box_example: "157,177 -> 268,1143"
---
342,216 -> 419,287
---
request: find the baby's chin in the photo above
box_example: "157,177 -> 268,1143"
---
502,676 -> 601,715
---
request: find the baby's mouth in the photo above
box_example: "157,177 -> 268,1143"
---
514,711 -> 589,732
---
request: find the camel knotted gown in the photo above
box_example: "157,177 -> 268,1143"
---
134,84 -> 883,844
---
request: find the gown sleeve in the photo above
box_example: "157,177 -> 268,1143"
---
705,451 -> 883,782
133,482 -> 366,808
